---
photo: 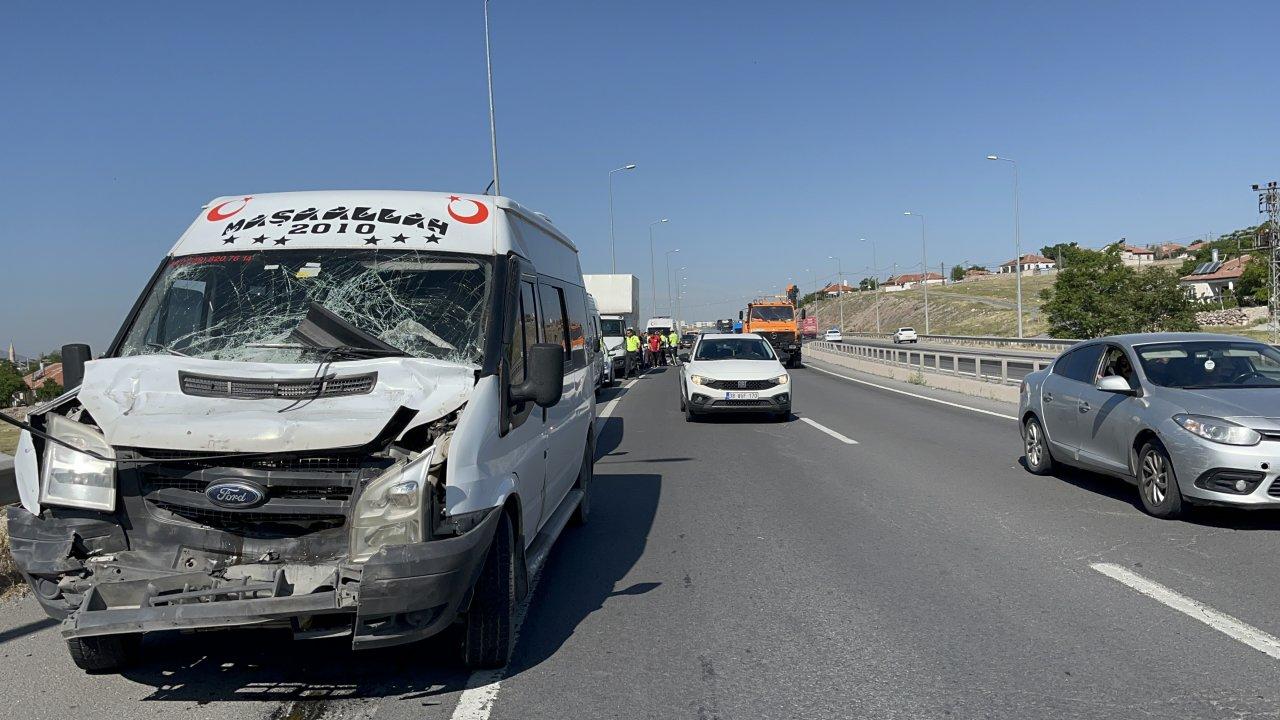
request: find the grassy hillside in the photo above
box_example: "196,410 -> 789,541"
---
806,273 -> 1056,336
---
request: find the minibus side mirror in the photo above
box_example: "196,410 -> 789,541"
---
512,343 -> 564,408
62,343 -> 92,390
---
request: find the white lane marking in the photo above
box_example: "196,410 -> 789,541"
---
799,417 -> 858,445
805,363 -> 1018,421
1091,562 -> 1280,660
452,372 -> 636,720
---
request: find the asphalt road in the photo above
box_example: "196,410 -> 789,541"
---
6,360 -> 1280,718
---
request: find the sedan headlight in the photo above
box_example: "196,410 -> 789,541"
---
1173,414 -> 1261,446
772,374 -> 790,386
690,375 -> 709,386
41,414 -> 116,511
350,448 -> 433,562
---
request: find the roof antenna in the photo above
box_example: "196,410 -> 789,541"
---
482,179 -> 496,196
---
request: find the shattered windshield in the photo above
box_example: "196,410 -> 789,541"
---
117,250 -> 492,365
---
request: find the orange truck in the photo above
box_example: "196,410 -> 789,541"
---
740,294 -> 802,368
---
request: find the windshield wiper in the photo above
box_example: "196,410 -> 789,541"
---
289,301 -> 408,356
246,342 -> 407,359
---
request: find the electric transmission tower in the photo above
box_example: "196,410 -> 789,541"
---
1253,182 -> 1280,344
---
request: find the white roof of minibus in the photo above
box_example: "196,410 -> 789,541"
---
168,190 -> 574,258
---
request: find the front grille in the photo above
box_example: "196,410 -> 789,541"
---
122,448 -> 394,535
714,399 -> 773,407
704,378 -> 777,390
180,371 -> 377,400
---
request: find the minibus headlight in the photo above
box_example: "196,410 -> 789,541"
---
351,449 -> 433,562
41,414 -> 116,512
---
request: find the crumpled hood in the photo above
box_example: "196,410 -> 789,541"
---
77,355 -> 475,452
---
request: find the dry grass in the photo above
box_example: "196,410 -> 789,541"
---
0,515 -> 27,600
0,423 -> 20,455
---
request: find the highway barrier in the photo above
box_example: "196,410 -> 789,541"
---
838,331 -> 1078,353
809,340 -> 1051,386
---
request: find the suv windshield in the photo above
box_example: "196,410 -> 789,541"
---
117,250 -> 492,365
694,338 -> 775,361
1135,341 -> 1280,389
600,318 -> 625,336
749,306 -> 793,321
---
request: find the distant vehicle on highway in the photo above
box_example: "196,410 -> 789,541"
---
679,331 -> 699,349
892,327 -> 918,344
678,333 -> 791,421
1020,333 -> 1280,518
824,328 -> 843,342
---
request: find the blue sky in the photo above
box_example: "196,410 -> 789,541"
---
3,1 -> 1278,355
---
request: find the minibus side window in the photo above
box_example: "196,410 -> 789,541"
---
538,282 -> 572,372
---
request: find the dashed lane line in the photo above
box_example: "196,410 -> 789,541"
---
1092,562 -> 1280,661
799,417 -> 858,445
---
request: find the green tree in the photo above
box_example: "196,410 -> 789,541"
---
949,265 -> 966,282
1040,242 -> 1078,263
1040,246 -> 1199,338
34,381 -> 64,402
0,361 -> 25,408
1235,256 -> 1269,307
859,277 -> 879,291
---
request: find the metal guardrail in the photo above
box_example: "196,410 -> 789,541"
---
838,331 -> 1078,352
810,341 -> 1050,386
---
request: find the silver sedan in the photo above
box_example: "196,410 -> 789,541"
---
1019,333 -> 1280,518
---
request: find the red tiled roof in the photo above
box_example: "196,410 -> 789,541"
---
999,253 -> 1054,267
889,272 -> 943,284
1181,254 -> 1250,282
23,363 -> 63,389
1122,244 -> 1153,255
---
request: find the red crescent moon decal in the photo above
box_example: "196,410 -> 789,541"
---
447,196 -> 489,225
207,196 -> 252,222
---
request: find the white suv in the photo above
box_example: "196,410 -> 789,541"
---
892,327 -> 919,344
679,333 -> 791,421
824,328 -> 843,342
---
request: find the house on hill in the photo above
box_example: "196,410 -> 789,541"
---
997,254 -> 1056,275
1180,254 -> 1250,302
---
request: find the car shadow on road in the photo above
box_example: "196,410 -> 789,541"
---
1018,456 -> 1144,511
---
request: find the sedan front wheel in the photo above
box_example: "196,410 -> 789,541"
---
1137,440 -> 1184,519
1022,416 -> 1053,475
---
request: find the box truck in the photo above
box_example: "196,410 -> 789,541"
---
583,274 -> 639,379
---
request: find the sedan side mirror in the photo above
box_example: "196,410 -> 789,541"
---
1096,375 -> 1137,395
512,343 -> 564,408
678,352 -> 690,362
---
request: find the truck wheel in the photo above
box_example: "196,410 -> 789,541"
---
461,511 -> 516,669
67,634 -> 141,673
570,443 -> 593,526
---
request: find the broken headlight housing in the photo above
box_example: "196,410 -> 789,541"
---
350,448 -> 433,562
40,414 -> 117,511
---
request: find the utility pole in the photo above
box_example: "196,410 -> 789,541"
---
862,237 -> 881,333
829,256 -> 845,332
1253,182 -> 1280,344
904,212 -> 929,334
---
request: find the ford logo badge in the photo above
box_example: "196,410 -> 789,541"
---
205,481 -> 267,509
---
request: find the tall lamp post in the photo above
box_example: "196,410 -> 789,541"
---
828,255 -> 845,331
648,218 -> 669,321
861,237 -> 881,333
987,155 -> 1023,338
903,211 -> 929,334
483,0 -> 500,196
608,163 -> 637,272
664,249 -> 680,314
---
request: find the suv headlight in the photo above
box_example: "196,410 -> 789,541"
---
690,375 -> 709,386
1173,414 -> 1261,446
772,374 -> 790,385
41,414 -> 116,511
350,448 -> 433,562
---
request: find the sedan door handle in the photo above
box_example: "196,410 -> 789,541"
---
1078,402 -> 1090,413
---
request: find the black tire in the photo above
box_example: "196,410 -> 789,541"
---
679,389 -> 687,411
67,634 -> 141,673
570,443 -> 592,526
461,511 -> 516,669
1137,440 -> 1185,519
1022,416 -> 1054,475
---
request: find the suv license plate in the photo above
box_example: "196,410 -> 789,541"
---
725,391 -> 759,400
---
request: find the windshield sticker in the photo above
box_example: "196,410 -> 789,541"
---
170,254 -> 254,267
296,262 -> 321,279
218,205 -> 453,248
1204,359 -> 1216,371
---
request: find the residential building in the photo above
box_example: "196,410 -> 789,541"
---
1119,244 -> 1155,266
997,254 -> 1056,275
1179,254 -> 1250,302
885,271 -> 944,291
820,281 -> 857,296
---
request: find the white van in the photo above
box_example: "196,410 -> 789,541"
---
7,190 -> 596,672
585,293 -> 613,391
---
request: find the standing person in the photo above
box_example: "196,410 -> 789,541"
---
624,328 -> 641,377
648,331 -> 662,367
668,329 -> 680,364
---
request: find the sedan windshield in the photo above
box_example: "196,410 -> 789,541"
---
694,338 -> 775,361
117,250 -> 491,365
1135,341 -> 1280,389
750,306 -> 793,321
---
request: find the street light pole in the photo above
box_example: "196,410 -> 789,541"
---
862,237 -> 881,334
987,155 -> 1023,338
607,163 -> 637,273
483,0 -> 500,195
648,218 -> 668,321
904,212 -> 928,334
664,249 -> 680,314
828,255 -> 844,331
